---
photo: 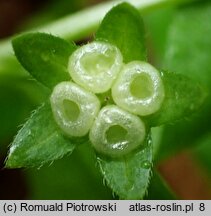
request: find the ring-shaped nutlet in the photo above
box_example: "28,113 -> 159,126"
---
89,105 -> 146,157
50,81 -> 100,137
112,61 -> 165,116
68,41 -> 123,93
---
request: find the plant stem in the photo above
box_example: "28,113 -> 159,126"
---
36,0 -> 187,40
0,0 -> 195,74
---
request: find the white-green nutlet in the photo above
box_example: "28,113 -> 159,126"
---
89,105 -> 146,157
112,61 -> 165,116
68,41 -> 123,93
50,81 -> 100,137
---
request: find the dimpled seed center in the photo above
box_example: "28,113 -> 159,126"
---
106,125 -> 127,144
63,99 -> 80,121
80,50 -> 115,75
130,74 -> 154,99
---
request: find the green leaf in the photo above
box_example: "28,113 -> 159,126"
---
145,170 -> 176,200
146,71 -> 206,126
6,102 -> 75,168
95,2 -> 146,63
157,1 -> 211,161
97,134 -> 152,199
12,32 -> 77,89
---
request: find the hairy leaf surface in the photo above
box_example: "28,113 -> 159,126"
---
96,3 -> 146,62
6,102 -> 75,168
97,135 -> 152,199
12,33 -> 76,89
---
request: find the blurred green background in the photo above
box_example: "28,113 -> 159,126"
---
0,0 -> 211,199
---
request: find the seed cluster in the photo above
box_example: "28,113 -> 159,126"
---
50,41 -> 165,157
